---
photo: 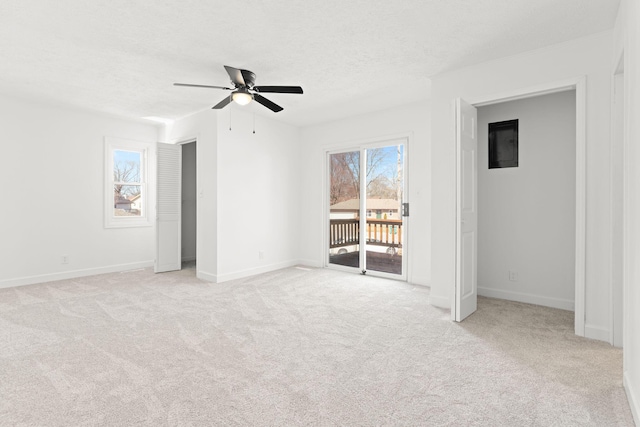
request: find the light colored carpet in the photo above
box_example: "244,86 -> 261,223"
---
0,266 -> 633,426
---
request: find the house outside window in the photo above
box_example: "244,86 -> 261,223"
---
105,137 -> 153,228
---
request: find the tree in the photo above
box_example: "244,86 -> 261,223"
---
362,147 -> 401,201
367,175 -> 396,199
330,152 -> 359,205
113,159 -> 141,199
329,147 -> 403,205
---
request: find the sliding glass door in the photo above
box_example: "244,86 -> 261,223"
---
328,141 -> 406,279
328,150 -> 361,269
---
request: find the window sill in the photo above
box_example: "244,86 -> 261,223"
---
104,218 -> 153,229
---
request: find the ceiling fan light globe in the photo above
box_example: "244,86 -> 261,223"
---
232,92 -> 253,106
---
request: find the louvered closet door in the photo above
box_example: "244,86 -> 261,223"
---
155,143 -> 182,273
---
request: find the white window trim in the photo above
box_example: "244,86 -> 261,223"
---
104,137 -> 153,228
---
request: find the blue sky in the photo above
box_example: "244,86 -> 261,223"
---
114,149 -> 140,165
369,145 -> 404,180
114,149 -> 141,183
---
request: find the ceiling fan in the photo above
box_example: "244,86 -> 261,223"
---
174,65 -> 303,113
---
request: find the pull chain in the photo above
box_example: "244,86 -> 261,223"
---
253,113 -> 256,134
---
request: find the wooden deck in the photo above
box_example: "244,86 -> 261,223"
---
329,251 -> 402,275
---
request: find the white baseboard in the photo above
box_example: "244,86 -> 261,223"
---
430,294 -> 450,309
584,323 -> 611,343
478,286 -> 575,311
196,259 -> 324,284
296,259 -> 324,268
196,270 -> 217,283
625,371 -> 640,426
215,260 -> 301,283
410,275 -> 430,287
0,261 -> 154,290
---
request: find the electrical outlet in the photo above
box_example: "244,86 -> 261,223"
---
509,271 -> 518,281
258,251 -> 264,260
61,255 -> 69,265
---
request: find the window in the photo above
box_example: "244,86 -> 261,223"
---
367,210 -> 372,217
105,137 -> 153,228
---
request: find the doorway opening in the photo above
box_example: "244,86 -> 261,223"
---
454,77 -> 587,335
326,139 -> 407,279
155,139 -> 198,275
477,91 -> 577,315
181,141 -> 197,270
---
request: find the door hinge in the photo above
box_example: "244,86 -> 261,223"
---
402,203 -> 410,217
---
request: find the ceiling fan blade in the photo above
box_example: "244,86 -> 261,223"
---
224,65 -> 246,86
254,94 -> 283,112
174,83 -> 231,90
240,69 -> 257,87
212,96 -> 232,109
253,86 -> 303,94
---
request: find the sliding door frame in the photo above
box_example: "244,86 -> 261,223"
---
324,135 -> 410,281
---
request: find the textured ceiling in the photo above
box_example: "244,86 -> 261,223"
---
0,0 -> 620,127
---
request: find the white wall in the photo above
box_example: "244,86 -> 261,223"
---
165,106 -> 301,282
299,100 -> 431,285
430,31 -> 613,341
477,91 -> 576,310
614,0 -> 640,423
0,96 -> 159,288
215,107 -> 302,282
181,142 -> 197,262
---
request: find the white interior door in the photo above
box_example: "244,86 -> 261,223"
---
155,143 -> 182,273
454,98 -> 478,321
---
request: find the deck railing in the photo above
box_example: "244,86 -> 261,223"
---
329,218 -> 402,249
